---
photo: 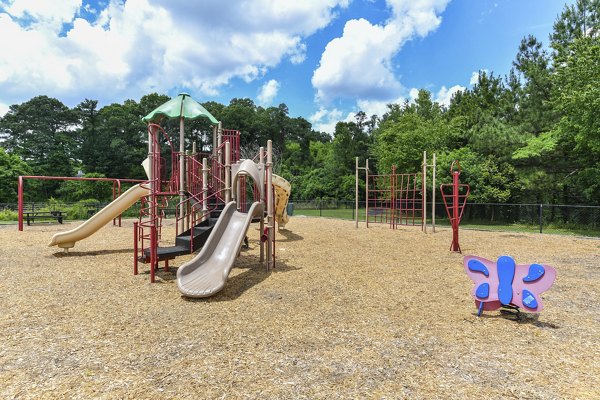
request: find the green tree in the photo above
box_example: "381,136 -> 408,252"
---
373,112 -> 452,174
553,36 -> 600,201
91,100 -> 147,179
0,96 -> 78,178
75,99 -> 100,173
56,172 -> 114,202
0,96 -> 78,199
0,147 -> 33,202
551,0 -> 600,62
513,35 -> 555,134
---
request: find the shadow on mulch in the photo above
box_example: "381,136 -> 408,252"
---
52,248 -> 133,257
474,311 -> 561,329
181,255 -> 300,303
277,229 -> 304,242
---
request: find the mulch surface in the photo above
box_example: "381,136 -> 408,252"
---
1,216 -> 598,399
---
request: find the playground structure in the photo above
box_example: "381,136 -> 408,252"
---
40,93 -> 290,297
440,161 -> 470,252
355,152 -> 437,232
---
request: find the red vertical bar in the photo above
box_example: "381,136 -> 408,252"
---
117,180 -> 122,227
18,176 -> 24,231
452,171 -> 459,252
150,225 -> 156,283
399,174 -> 404,225
412,174 -> 417,226
390,166 -> 395,229
133,222 -> 138,275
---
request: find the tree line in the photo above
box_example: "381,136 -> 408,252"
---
0,0 -> 598,206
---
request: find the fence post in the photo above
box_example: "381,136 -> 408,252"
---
319,200 -> 322,217
539,204 -> 543,234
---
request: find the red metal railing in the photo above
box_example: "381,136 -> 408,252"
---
222,129 -> 241,163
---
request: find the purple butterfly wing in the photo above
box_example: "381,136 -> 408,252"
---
464,255 -> 502,311
512,263 -> 557,312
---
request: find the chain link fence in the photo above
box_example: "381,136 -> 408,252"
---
290,200 -> 600,237
3,200 -> 600,237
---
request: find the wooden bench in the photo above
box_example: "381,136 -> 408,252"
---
25,211 -> 64,225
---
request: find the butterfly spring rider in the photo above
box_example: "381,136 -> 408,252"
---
464,255 -> 556,317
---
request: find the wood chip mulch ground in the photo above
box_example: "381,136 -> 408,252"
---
0,216 -> 598,399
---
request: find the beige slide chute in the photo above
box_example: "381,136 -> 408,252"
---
48,183 -> 149,249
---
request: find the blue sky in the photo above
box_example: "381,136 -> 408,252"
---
0,0 -> 573,132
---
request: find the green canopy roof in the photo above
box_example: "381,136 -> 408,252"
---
142,93 -> 219,124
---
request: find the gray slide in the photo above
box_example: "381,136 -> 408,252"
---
176,201 -> 264,298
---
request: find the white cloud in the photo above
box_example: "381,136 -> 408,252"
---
312,0 -> 450,103
409,88 -> 420,102
5,0 -> 82,32
470,69 -> 489,86
257,79 -> 280,105
356,97 -> 405,118
435,84 -> 465,107
309,107 -> 349,134
312,18 -> 403,102
0,0 -> 349,107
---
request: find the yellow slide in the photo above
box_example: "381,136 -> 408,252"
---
272,174 -> 291,228
48,183 -> 150,249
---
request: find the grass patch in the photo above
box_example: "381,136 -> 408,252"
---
295,207 -> 600,237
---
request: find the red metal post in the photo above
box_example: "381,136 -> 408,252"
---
390,165 -> 396,229
111,180 -> 123,227
116,180 -> 122,227
18,176 -> 24,231
133,222 -> 139,275
150,224 -> 156,283
451,169 -> 460,252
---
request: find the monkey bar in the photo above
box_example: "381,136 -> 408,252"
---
356,152 -> 436,232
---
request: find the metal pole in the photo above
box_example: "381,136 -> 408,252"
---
133,222 -> 138,275
259,145 -> 265,263
202,157 -> 208,216
18,176 -> 23,231
539,204 -> 543,234
212,125 -> 217,157
266,140 -> 274,270
432,153 -> 436,233
365,159 -> 369,228
225,141 -> 231,203
391,165 -> 396,229
217,121 -> 223,163
452,170 -> 459,252
150,224 -> 156,283
179,116 -> 185,233
148,124 -> 158,260
422,151 -> 427,233
355,157 -> 359,228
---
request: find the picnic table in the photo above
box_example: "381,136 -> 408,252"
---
24,210 -> 64,225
